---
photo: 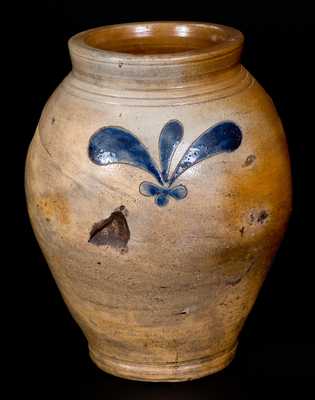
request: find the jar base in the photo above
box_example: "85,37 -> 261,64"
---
89,343 -> 237,382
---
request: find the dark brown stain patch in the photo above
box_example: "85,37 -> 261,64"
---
51,117 -> 55,125
239,226 -> 245,236
242,154 -> 256,167
89,206 -> 130,252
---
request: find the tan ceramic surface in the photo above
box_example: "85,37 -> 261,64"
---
25,22 -> 292,381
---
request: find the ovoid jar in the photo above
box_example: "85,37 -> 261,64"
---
25,22 -> 292,381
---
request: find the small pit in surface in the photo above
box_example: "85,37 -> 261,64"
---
249,210 -> 269,225
242,154 -> 256,167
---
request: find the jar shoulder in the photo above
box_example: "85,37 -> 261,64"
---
36,69 -> 287,158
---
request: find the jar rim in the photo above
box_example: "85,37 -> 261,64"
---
69,21 -> 244,65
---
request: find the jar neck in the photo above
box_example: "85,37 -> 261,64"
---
68,22 -> 244,91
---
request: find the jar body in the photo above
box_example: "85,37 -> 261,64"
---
25,43 -> 291,380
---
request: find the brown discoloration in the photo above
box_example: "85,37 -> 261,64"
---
89,208 -> 130,250
239,226 -> 245,236
242,154 -> 256,167
51,117 -> 56,125
37,193 -> 70,225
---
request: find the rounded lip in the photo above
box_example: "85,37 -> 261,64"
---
69,21 -> 244,65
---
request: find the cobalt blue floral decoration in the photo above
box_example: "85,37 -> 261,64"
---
88,120 -> 242,207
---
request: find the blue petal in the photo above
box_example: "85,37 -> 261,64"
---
168,184 -> 188,200
159,120 -> 183,183
139,181 -> 163,197
89,126 -> 163,185
155,193 -> 169,207
169,121 -> 242,184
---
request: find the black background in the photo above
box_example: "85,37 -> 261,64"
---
10,1 -> 314,398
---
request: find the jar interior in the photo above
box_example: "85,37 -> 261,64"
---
85,23 -> 230,55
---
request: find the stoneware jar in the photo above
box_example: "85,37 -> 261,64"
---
25,22 -> 292,381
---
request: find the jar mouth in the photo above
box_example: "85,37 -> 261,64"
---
69,21 -> 243,63
68,22 -> 244,91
